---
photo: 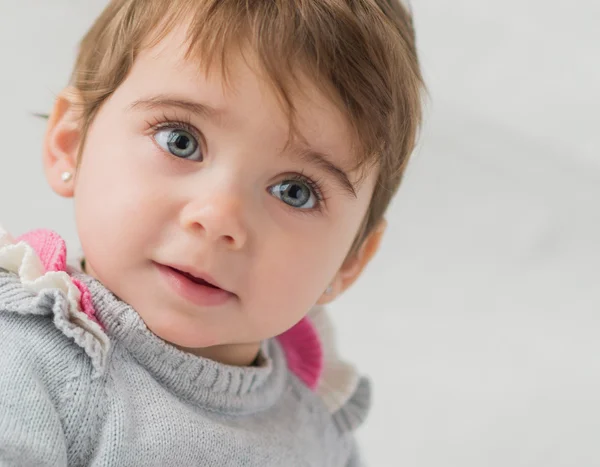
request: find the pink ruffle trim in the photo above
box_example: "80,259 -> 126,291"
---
17,230 -> 102,328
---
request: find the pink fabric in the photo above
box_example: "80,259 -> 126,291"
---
276,317 -> 324,390
17,229 -> 67,272
17,229 -> 102,327
15,229 -> 324,390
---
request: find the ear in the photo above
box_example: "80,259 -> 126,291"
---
43,87 -> 84,198
317,219 -> 387,305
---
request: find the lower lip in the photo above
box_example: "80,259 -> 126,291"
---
155,263 -> 234,307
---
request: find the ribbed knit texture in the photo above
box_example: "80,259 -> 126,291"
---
0,271 -> 363,466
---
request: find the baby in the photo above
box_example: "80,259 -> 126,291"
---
0,0 -> 423,465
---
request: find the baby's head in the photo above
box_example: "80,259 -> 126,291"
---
42,0 -> 423,365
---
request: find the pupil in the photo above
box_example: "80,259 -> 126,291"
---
175,134 -> 189,150
289,185 -> 301,199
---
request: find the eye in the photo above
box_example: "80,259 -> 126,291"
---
153,128 -> 202,161
269,178 -> 321,209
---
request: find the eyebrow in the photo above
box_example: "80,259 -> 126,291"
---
289,146 -> 357,198
130,95 -> 357,198
129,95 -> 221,119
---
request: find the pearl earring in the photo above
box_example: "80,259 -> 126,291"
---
61,172 -> 73,183
325,285 -> 333,295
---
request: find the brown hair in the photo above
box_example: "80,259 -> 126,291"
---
69,0 -> 424,259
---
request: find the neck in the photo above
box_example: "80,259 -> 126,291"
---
174,342 -> 263,367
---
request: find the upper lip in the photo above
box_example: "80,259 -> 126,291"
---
158,262 -> 232,294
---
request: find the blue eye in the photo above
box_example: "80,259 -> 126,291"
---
154,128 -> 202,161
269,179 -> 318,209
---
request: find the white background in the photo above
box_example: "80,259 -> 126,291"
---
0,1 -> 598,466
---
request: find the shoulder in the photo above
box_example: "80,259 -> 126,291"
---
308,306 -> 372,434
0,271 -> 103,429
276,305 -> 372,434
273,306 -> 372,464
284,361 -> 372,435
0,271 -> 108,467
273,370 -> 366,466
0,271 -> 98,381
0,226 -> 110,374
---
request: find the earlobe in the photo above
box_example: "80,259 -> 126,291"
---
43,88 -> 83,198
316,219 -> 388,305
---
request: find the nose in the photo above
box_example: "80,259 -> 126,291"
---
180,188 -> 249,250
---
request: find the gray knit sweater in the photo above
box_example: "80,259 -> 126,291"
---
0,270 -> 367,466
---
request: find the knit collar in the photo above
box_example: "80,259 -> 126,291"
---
75,272 -> 288,415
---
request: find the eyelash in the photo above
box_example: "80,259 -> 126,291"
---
145,112 -> 201,143
145,113 -> 329,213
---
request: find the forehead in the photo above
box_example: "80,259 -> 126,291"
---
128,26 -> 367,178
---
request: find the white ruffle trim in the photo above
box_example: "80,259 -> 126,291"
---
0,226 -> 110,375
309,306 -> 361,413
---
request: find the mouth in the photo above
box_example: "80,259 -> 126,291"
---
154,262 -> 235,307
169,267 -> 221,289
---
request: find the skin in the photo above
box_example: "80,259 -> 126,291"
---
43,28 -> 386,367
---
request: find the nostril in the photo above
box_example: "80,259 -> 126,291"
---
180,204 -> 247,249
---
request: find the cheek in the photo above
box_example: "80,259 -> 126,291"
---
73,128 -> 169,266
248,221 -> 356,337
255,230 -> 345,305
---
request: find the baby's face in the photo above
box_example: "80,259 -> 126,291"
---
69,29 -> 377,357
